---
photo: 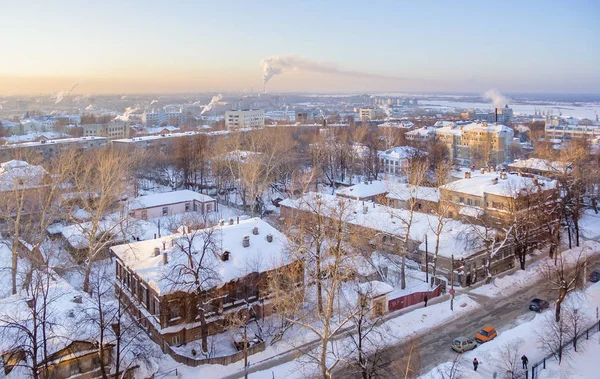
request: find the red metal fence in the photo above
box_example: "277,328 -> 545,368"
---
388,285 -> 441,312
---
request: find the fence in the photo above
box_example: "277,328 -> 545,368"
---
388,285 -> 441,312
163,341 -> 266,367
530,320 -> 600,379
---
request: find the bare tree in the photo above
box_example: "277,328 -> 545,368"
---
537,313 -> 572,364
162,214 -> 220,354
565,303 -> 588,352
467,215 -> 512,284
495,339 -> 523,379
428,161 -> 453,287
390,337 -> 421,379
541,248 -> 586,322
433,353 -> 464,379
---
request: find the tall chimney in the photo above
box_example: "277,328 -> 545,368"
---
495,108 -> 498,123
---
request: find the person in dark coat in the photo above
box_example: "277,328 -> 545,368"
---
521,355 -> 529,369
424,295 -> 428,307
473,358 -> 479,371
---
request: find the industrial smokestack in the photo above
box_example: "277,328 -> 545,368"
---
495,108 -> 498,124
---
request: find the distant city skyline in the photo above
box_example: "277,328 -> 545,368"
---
1,0 -> 599,95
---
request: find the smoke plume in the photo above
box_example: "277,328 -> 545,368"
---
52,82 -> 80,104
483,89 -> 509,108
200,94 -> 223,115
260,54 -> 403,85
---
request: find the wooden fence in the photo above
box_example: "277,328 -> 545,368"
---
164,341 -> 266,367
388,285 -> 441,312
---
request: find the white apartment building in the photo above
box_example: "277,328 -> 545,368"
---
544,116 -> 600,139
359,108 -> 385,121
83,122 -> 130,139
142,108 -> 185,126
378,146 -> 424,176
468,106 -> 514,124
225,109 -> 264,129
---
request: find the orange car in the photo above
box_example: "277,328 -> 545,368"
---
475,326 -> 497,344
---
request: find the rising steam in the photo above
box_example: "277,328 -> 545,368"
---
260,54 -> 402,85
51,82 -> 80,104
483,89 -> 509,108
200,94 -> 223,115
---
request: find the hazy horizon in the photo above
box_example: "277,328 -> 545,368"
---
1,0 -> 599,96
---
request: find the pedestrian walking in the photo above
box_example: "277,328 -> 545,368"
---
473,358 -> 479,371
424,295 -> 428,307
521,355 -> 529,369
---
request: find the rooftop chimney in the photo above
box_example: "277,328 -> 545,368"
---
162,252 -> 168,265
162,241 -> 166,250
237,216 -> 239,224
154,247 -> 160,257
266,233 -> 273,243
243,235 -> 250,248
72,295 -> 83,304
252,226 -> 259,235
221,251 -> 230,261
465,171 -> 471,179
229,218 -> 234,225
480,168 -> 485,174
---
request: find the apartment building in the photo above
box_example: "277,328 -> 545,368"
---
0,136 -> 107,160
439,168 -> 558,223
436,122 -> 515,166
110,218 -> 303,353
225,109 -> 264,129
544,115 -> 600,140
83,122 -> 130,139
142,108 -> 185,126
359,107 -> 385,121
468,106 -> 514,124
378,146 -> 424,176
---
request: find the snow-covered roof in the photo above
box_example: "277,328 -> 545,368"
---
436,122 -> 513,136
336,181 -> 389,199
377,120 -> 414,129
280,193 -> 484,259
112,131 -> 201,143
378,146 -> 425,161
358,281 -> 393,298
385,183 -> 440,203
1,136 -> 106,148
508,158 -> 570,174
0,160 -> 47,192
110,218 -> 292,295
144,126 -> 181,135
2,132 -> 70,144
129,190 -> 215,210
60,214 -> 160,250
441,172 -> 557,198
406,126 -> 436,137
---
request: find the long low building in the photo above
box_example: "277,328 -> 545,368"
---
0,136 -> 107,160
129,190 -> 217,220
110,218 -> 303,356
280,192 -> 515,287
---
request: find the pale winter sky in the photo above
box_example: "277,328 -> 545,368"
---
0,0 -> 599,95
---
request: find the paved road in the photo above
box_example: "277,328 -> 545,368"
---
339,255 -> 600,378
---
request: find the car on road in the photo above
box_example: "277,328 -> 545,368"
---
529,298 -> 550,312
452,337 -> 478,353
475,326 -> 497,344
590,270 -> 600,283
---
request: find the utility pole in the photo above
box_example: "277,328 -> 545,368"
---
425,234 -> 429,284
450,254 -> 455,311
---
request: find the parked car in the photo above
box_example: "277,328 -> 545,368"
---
475,326 -> 497,344
452,336 -> 478,353
590,270 -> 600,283
529,298 -> 550,312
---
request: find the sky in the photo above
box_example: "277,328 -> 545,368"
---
0,0 -> 599,95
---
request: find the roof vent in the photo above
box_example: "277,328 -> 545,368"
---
253,226 -> 259,235
153,247 -> 160,256
72,295 -> 82,304
162,252 -> 168,265
221,251 -> 230,261
266,234 -> 273,243
492,177 -> 499,185
243,235 -> 250,248
229,218 -> 234,225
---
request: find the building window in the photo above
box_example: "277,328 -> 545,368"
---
185,203 -> 190,212
169,301 -> 180,320
206,203 -> 212,213
162,207 -> 168,216
153,297 -> 160,316
141,210 -> 148,220
459,197 -> 465,204
172,335 -> 180,345
467,199 -> 472,206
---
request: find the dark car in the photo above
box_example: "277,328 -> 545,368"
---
590,270 -> 600,283
529,298 -> 549,312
